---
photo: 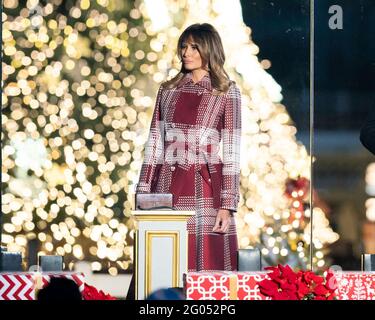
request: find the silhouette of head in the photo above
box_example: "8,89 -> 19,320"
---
146,287 -> 185,300
37,277 -> 82,301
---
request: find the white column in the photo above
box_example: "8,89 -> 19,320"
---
131,210 -> 195,300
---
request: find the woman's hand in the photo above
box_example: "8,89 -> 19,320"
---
212,209 -> 232,233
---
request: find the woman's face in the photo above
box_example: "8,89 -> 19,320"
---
181,36 -> 206,71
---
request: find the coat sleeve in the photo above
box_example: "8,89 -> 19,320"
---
136,85 -> 164,193
360,110 -> 375,155
220,83 -> 242,212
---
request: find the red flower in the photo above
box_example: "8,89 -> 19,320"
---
314,284 -> 330,296
258,279 -> 279,296
303,270 -> 323,285
296,278 -> 310,299
82,283 -> 116,300
280,264 -> 297,283
280,279 -> 297,295
259,280 -> 298,300
264,265 -> 281,280
258,265 -> 337,300
276,290 -> 297,300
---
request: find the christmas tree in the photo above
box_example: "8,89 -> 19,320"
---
2,0 -> 162,274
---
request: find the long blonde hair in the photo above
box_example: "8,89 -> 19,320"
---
163,23 -> 233,94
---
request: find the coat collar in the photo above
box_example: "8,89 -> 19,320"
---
177,72 -> 212,92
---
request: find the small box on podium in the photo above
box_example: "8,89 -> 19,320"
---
39,255 -> 63,272
237,248 -> 262,271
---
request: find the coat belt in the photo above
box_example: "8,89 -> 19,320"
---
164,142 -> 221,172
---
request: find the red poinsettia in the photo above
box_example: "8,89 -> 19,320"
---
82,283 -> 117,300
258,264 -> 337,300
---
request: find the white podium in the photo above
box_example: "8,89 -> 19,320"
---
131,210 -> 195,300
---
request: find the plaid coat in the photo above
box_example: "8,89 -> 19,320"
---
136,72 -> 241,271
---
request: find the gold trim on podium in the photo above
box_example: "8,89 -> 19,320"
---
131,209 -> 194,300
145,231 -> 180,297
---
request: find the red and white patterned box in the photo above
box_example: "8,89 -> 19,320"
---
333,271 -> 375,300
184,271 -> 375,300
0,272 -> 85,300
184,271 -> 271,300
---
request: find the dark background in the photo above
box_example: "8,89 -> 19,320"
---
241,0 -> 310,131
241,0 -> 375,131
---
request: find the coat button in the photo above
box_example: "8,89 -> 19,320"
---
170,166 -> 176,171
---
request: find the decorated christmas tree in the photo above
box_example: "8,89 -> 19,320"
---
2,0 -> 338,274
2,0 -> 161,274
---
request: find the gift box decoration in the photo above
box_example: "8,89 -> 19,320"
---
184,271 -> 271,300
0,273 -> 34,300
184,271 -> 375,300
333,271 -> 375,300
0,272 -> 85,300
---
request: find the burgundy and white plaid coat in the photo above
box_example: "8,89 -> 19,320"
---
136,72 -> 241,271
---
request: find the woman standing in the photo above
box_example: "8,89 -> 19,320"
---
137,23 -> 242,271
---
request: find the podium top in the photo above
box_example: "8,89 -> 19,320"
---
131,210 -> 195,221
